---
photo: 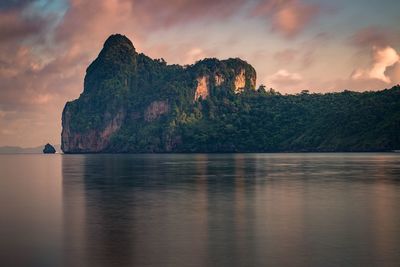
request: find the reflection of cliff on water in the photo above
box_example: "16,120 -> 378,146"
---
61,154 -> 258,267
62,153 -> 400,267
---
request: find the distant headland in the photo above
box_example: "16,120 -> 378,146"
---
0,144 -> 60,154
61,34 -> 400,153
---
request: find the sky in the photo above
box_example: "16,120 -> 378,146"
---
0,0 -> 399,147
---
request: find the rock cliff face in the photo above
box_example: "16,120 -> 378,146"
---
144,101 -> 169,122
61,34 -> 256,153
61,34 -> 400,152
194,76 -> 209,101
62,108 -> 125,152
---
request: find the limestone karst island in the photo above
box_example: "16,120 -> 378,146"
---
2,1 -> 400,266
61,34 -> 400,153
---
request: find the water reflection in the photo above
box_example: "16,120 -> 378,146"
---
61,153 -> 400,267
0,154 -> 62,267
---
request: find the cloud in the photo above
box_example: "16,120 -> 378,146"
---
0,0 -> 35,10
0,129 -> 14,135
330,27 -> 400,91
0,0 -> 248,146
54,0 -> 247,68
0,0 -> 399,146
313,45 -> 400,93
185,48 -> 207,63
0,2 -> 62,109
386,62 -> 400,84
350,26 -> 397,49
266,69 -> 303,91
0,9 -> 46,43
132,0 -> 246,29
351,46 -> 400,83
271,32 -> 329,71
252,0 -> 320,38
273,49 -> 298,63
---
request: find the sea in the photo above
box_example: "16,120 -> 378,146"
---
1,153 -> 400,267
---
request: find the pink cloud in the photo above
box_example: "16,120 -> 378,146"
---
252,0 -> 320,38
0,0 -> 249,146
1,0 -> 399,146
330,27 -> 400,91
273,49 -> 298,63
266,69 -> 303,91
0,8 -> 47,43
349,26 -> 397,49
132,0 -> 246,29
386,62 -> 400,84
351,46 -> 400,83
270,32 -> 329,73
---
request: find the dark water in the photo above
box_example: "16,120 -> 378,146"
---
1,153 -> 400,267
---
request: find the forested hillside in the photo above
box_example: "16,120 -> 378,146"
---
62,34 -> 400,153
176,86 -> 400,152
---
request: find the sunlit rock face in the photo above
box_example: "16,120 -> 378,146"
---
234,69 -> 246,93
193,68 -> 257,100
194,76 -> 209,101
61,34 -> 256,153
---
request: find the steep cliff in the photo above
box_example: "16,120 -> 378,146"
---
62,34 -> 400,153
61,34 -> 256,153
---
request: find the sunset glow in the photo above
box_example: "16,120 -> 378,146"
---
0,0 -> 399,147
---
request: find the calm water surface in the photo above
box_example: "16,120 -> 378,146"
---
1,153 -> 400,267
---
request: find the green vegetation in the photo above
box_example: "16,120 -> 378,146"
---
62,34 -> 400,153
177,86 -> 400,152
